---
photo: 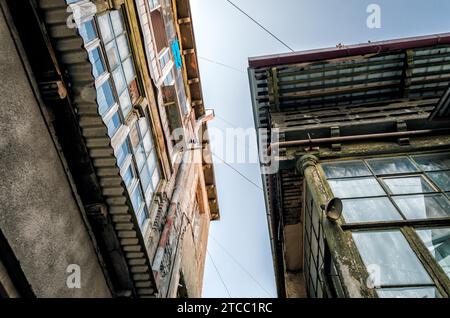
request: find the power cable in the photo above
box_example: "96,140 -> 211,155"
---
212,152 -> 263,191
210,234 -> 274,297
199,56 -> 245,74
207,249 -> 232,298
224,0 -> 295,52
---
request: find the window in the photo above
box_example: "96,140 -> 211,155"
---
416,227 -> 450,279
132,118 -> 161,207
352,230 -> 433,286
79,11 -> 163,232
163,69 -> 174,87
159,48 -> 171,70
97,11 -> 139,115
322,153 -> 450,298
79,20 -> 97,44
148,0 -> 160,10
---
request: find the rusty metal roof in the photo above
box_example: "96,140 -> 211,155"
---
430,83 -> 450,120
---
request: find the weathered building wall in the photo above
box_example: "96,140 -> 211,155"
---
177,168 -> 211,298
0,7 -> 111,298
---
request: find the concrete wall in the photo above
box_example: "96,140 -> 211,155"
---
179,174 -> 211,298
0,8 -> 111,298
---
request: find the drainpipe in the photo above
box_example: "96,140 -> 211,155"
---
268,128 -> 450,154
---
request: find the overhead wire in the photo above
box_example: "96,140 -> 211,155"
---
207,249 -> 232,297
224,0 -> 295,52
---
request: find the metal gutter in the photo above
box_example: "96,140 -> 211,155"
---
249,32 -> 450,68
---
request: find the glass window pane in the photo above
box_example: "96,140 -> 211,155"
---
116,34 -> 130,61
79,20 -> 97,44
152,168 -> 160,189
393,194 -> 450,220
427,171 -> 450,191
163,70 -> 174,86
416,227 -> 450,279
352,230 -> 433,286
328,177 -> 385,198
147,150 -> 157,174
138,117 -> 149,136
112,66 -> 127,94
97,80 -> 115,115
383,176 -> 435,195
123,57 -> 136,85
377,287 -> 441,298
131,185 -> 143,212
342,197 -> 402,223
88,47 -> 105,78
140,164 -> 152,193
119,89 -> 132,117
367,157 -> 418,175
106,111 -> 121,137
143,132 -> 154,156
121,165 -> 135,189
130,122 -> 140,149
413,153 -> 450,171
322,161 -> 372,179
110,10 -> 124,36
105,41 -> 120,70
137,206 -> 149,230
135,143 -> 146,171
116,141 -> 130,168
97,14 -> 113,43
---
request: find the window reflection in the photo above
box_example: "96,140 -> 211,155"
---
367,157 -> 418,175
377,287 -> 441,298
393,194 -> 450,220
352,230 -> 432,286
97,80 -> 115,115
328,177 -> 385,198
322,161 -> 371,179
427,171 -> 450,192
413,153 -> 450,171
383,176 -> 434,194
416,228 -> 450,280
342,197 -> 402,223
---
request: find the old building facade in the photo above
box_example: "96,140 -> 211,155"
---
0,0 -> 218,298
249,34 -> 450,298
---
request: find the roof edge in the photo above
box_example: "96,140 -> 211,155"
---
249,32 -> 450,69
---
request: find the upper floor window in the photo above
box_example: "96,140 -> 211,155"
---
148,0 -> 160,11
322,153 -> 450,298
79,11 -> 162,231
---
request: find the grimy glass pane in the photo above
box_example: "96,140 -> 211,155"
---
328,177 -> 385,198
413,153 -> 450,171
417,228 -> 450,280
105,41 -> 120,70
117,34 -> 130,61
377,287 -> 441,298
393,194 -> 450,220
352,231 -> 432,286
367,157 -> 418,175
110,10 -> 124,36
383,176 -> 435,195
427,171 -> 450,192
97,14 -> 113,43
342,197 -> 402,223
321,161 -> 372,179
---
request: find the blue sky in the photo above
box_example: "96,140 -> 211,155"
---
189,0 -> 450,298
